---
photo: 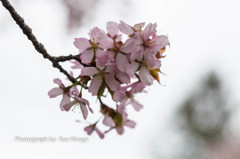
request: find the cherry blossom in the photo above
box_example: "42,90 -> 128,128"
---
84,123 -> 104,139
101,103 -> 136,135
0,0 -> 170,140
62,91 -> 93,120
48,78 -> 73,111
48,21 -> 169,138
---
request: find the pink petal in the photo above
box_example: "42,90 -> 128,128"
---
89,27 -> 101,39
116,127 -> 124,135
105,51 -> 115,63
107,22 -> 119,37
120,109 -> 128,121
62,100 -> 75,111
103,114 -> 115,127
133,22 -> 145,31
138,66 -> 152,86
88,76 -> 103,96
84,125 -> 94,135
80,103 -> 88,120
105,74 -> 120,91
120,38 -> 137,53
119,20 -> 134,35
145,55 -> 161,69
115,34 -> 122,42
113,90 -> 126,102
60,94 -> 71,111
70,86 -> 79,95
131,82 -> 146,94
95,127 -> 105,139
96,49 -> 109,67
73,38 -> 91,53
130,98 -> 143,111
143,23 -> 157,41
80,67 -> 98,76
133,33 -> 144,46
48,87 -> 63,98
73,95 -> 93,114
126,62 -> 140,77
150,23 -> 157,37
118,99 -> 128,115
105,64 -> 116,73
116,53 -> 128,73
73,95 -> 90,106
97,32 -> 114,49
53,78 -> 64,86
142,48 -> 154,57
129,52 -> 142,64
116,72 -> 130,84
124,120 -> 136,128
80,49 -> 94,64
152,35 -> 169,51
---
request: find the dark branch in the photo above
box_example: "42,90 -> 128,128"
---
53,54 -> 90,67
53,54 -> 80,62
0,0 -> 82,84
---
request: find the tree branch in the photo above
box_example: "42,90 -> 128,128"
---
0,0 -> 81,84
54,54 -> 80,62
53,54 -> 89,67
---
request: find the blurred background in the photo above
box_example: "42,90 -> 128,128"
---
0,0 -> 240,158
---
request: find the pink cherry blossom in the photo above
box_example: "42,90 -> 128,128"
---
116,106 -> 136,135
74,27 -> 113,65
49,21 -> 169,138
120,37 -> 142,54
73,38 -> 91,53
113,82 -> 145,111
147,35 -> 169,53
102,104 -> 136,135
48,78 -> 72,111
107,22 -> 119,38
104,64 -> 130,84
115,105 -> 136,135
107,22 -> 122,42
119,20 -> 134,35
142,23 -> 157,41
116,53 -> 129,73
133,22 -> 145,31
80,66 -> 120,96
62,92 -> 93,120
103,113 -> 115,127
128,49 -> 161,85
84,124 -> 104,139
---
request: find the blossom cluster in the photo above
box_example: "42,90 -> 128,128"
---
48,21 -> 169,138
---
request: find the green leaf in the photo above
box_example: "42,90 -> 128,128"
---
97,81 -> 106,98
113,112 -> 123,127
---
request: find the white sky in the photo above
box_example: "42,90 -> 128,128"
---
0,0 -> 240,158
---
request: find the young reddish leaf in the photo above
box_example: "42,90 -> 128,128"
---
156,47 -> 166,59
149,69 -> 160,83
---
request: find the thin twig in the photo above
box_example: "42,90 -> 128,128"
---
54,54 -> 80,62
53,54 -> 89,67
